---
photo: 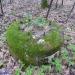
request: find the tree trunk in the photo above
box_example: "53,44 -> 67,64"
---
55,0 -> 58,9
10,0 -> 13,4
46,0 -> 54,19
66,2 -> 75,22
0,0 -> 3,15
61,0 -> 63,6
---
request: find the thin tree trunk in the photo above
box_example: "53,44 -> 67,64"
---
0,0 -> 3,15
55,0 -> 58,9
10,0 -> 13,4
46,0 -> 54,19
66,2 -> 75,22
61,0 -> 63,6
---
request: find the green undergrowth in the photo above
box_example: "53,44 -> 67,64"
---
32,16 -> 49,27
6,17 -> 63,69
13,43 -> 75,75
14,65 -> 51,75
21,15 -> 49,27
44,29 -> 63,49
14,43 -> 75,75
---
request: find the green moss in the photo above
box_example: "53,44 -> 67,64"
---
6,20 -> 63,68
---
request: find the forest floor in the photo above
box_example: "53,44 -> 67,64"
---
0,0 -> 75,75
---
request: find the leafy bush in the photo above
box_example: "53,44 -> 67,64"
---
6,19 -> 63,68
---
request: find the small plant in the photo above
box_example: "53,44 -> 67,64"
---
68,44 -> 75,52
22,13 -> 32,25
25,66 -> 34,75
61,48 -> 69,60
38,66 -> 50,75
51,58 -> 62,72
15,69 -> 20,75
41,0 -> 48,9
67,44 -> 75,65
68,58 -> 75,66
32,16 -> 49,27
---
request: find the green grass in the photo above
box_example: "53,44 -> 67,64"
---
6,19 -> 63,69
44,29 -> 62,49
